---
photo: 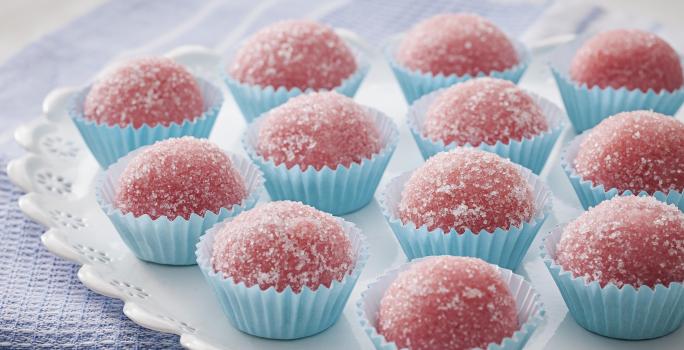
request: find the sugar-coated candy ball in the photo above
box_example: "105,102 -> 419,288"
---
210,201 -> 354,293
397,13 -> 518,77
423,78 -> 548,146
570,29 -> 683,92
556,196 -> 684,288
573,111 -> 684,194
115,137 -> 247,220
377,256 -> 519,350
399,148 -> 535,233
84,57 -> 203,128
256,91 -> 381,170
229,20 -> 357,91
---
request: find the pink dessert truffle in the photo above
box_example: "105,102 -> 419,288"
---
397,13 -> 518,77
573,111 -> 684,194
256,91 -> 381,170
398,148 -> 535,233
556,196 -> 684,288
423,77 -> 548,146
229,20 -> 357,91
570,29 -> 683,92
84,57 -> 204,128
377,256 -> 519,350
115,137 -> 247,220
210,201 -> 354,293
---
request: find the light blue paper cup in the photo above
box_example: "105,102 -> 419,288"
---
225,49 -> 370,123
70,78 -> 223,168
380,167 -> 553,270
378,165 -> 553,270
95,145 -> 264,265
549,36 -> 684,133
561,133 -> 684,211
357,256 -> 545,350
196,215 -> 369,339
243,107 -> 399,215
385,36 -> 530,104
407,88 -> 565,174
541,226 -> 684,339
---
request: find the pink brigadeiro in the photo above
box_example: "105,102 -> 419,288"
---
376,256 -> 519,350
229,20 -> 357,91
84,57 -> 204,128
573,110 -> 684,194
256,91 -> 381,171
399,148 -> 535,234
114,137 -> 247,220
556,196 -> 684,288
423,77 -> 548,146
397,13 -> 518,77
210,201 -> 354,293
570,29 -> 683,92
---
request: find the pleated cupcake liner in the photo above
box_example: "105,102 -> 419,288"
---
225,48 -> 370,123
551,69 -> 684,133
243,107 -> 399,215
561,133 -> 684,211
541,226 -> 684,339
378,166 -> 553,270
70,78 -> 223,168
549,35 -> 684,133
196,217 -> 369,340
407,88 -> 565,174
384,36 -> 530,104
95,145 -> 264,266
356,257 -> 545,350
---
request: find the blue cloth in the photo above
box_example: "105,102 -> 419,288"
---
0,0 -> 556,347
0,156 -> 182,349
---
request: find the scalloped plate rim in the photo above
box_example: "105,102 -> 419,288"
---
8,45 -> 228,350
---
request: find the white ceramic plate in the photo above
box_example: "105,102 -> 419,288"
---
7,42 -> 683,350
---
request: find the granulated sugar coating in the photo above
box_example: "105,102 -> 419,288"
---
210,201 -> 354,293
398,149 -> 535,234
570,29 -> 683,92
397,13 -> 518,77
556,196 -> 684,288
115,137 -> 247,220
574,111 -> 684,194
377,256 -> 518,350
423,78 -> 548,146
256,92 -> 381,170
229,20 -> 357,90
84,57 -> 203,128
